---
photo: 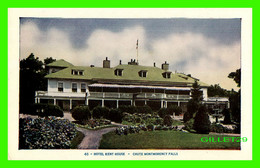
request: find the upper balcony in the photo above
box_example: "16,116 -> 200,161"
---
35,91 -> 86,98
36,91 -> 190,101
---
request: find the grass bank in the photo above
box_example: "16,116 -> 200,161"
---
99,130 -> 240,149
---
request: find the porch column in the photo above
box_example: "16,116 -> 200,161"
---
177,101 -> 180,107
130,100 -> 133,106
85,97 -> 89,106
116,100 -> 119,108
85,93 -> 89,106
35,98 -> 37,103
54,98 -> 56,105
102,99 -> 104,107
165,101 -> 168,108
145,100 -> 147,105
38,98 -> 40,103
70,99 -> 72,110
161,100 -> 164,108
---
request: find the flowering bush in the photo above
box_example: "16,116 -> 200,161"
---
115,126 -> 140,135
19,117 -> 77,149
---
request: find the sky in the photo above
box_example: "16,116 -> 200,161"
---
20,18 -> 241,91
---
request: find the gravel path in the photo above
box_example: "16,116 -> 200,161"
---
76,127 -> 118,149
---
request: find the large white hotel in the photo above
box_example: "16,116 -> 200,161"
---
35,58 -> 229,111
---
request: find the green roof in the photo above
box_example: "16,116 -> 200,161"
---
45,62 -> 209,87
46,59 -> 73,67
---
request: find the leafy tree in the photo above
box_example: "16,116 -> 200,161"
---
193,105 -> 211,134
228,69 -> 241,123
44,57 -> 56,65
208,84 -> 229,97
20,53 -> 56,113
20,53 -> 45,113
228,68 -> 241,87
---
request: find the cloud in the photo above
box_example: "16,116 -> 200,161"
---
20,22 -> 240,91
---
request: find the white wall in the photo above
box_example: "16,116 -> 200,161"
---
48,79 -> 90,93
202,87 -> 208,101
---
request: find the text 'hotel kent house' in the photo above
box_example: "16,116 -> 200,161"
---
35,57 -> 229,112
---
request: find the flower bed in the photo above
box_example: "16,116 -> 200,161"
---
75,119 -> 113,130
115,124 -> 182,136
19,117 -> 77,149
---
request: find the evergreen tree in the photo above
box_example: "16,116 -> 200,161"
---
223,108 -> 232,124
183,80 -> 202,122
193,105 -> 211,134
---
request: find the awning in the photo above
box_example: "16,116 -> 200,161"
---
88,83 -> 190,91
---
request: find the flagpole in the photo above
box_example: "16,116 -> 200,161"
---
136,39 -> 139,63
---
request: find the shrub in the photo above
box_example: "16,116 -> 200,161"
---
223,108 -> 232,124
92,106 -> 109,119
184,99 -> 200,122
33,103 -> 63,117
108,109 -> 123,123
154,125 -> 162,130
158,108 -> 168,118
167,105 -> 182,116
210,123 -> 234,133
162,126 -> 169,131
163,115 -> 173,126
147,124 -> 154,131
193,105 -> 211,134
136,105 -> 153,114
19,118 -> 76,149
184,118 -> 194,131
119,105 -> 137,114
71,106 -> 91,123
45,104 -> 63,117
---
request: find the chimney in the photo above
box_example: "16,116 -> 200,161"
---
103,57 -> 110,68
128,58 -> 138,65
161,61 -> 169,70
154,62 -> 156,67
119,60 -> 122,65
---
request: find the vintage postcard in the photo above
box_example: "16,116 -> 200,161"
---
8,8 -> 252,160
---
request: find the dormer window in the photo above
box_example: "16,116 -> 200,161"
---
139,70 -> 147,78
162,72 -> 171,78
71,69 -> 84,75
115,69 -> 123,76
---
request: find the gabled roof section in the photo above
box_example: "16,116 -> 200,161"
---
46,59 -> 73,67
45,63 -> 209,87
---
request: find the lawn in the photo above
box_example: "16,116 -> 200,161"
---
99,130 -> 240,149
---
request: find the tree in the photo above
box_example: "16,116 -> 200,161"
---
228,69 -> 241,123
20,53 -> 56,113
20,53 -> 45,113
193,105 -> 211,134
223,108 -> 232,124
208,84 -> 229,97
44,57 -> 56,65
183,80 -> 202,122
228,68 -> 241,87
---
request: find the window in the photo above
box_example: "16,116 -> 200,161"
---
139,70 -> 147,78
162,72 -> 171,78
114,69 -> 123,76
72,83 -> 77,92
81,83 -> 86,92
71,70 -> 84,75
58,82 -> 63,92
